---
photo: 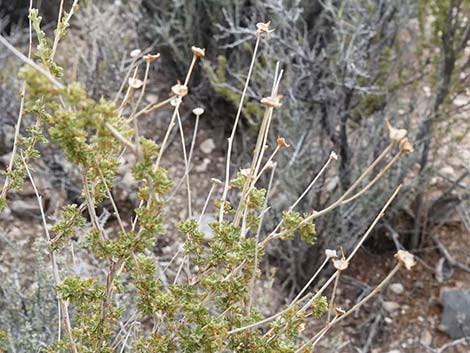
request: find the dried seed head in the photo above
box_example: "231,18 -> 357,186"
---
395,250 -> 416,270
128,77 -> 143,89
330,151 -> 338,161
325,249 -> 338,259
277,137 -> 290,148
211,178 -> 222,185
386,119 -> 408,143
130,49 -> 141,58
191,46 -> 206,57
332,258 -> 349,271
192,107 -> 205,116
399,137 -> 414,153
171,81 -> 188,97
261,95 -> 283,109
143,53 -> 160,63
256,21 -> 274,39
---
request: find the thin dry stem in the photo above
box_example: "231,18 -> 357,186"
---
219,34 -> 262,223
21,155 -> 78,353
1,0 -> 33,200
247,163 -> 276,313
176,109 -> 192,217
228,184 -> 401,334
0,35 -> 63,89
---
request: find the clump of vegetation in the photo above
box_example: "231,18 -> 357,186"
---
0,3 -> 418,352
141,0 -> 470,289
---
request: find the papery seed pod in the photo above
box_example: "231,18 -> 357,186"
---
395,250 -> 416,270
332,258 -> 349,271
191,46 -> 206,57
256,21 -> 274,39
128,77 -> 143,89
399,137 -> 414,153
211,178 -> 222,185
261,95 -> 282,108
130,49 -> 141,58
277,137 -> 290,148
325,249 -> 338,259
171,82 -> 188,97
143,53 -> 160,63
386,119 -> 408,143
192,107 -> 205,116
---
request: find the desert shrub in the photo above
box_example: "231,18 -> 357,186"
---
141,0 -> 470,289
0,3 -> 420,352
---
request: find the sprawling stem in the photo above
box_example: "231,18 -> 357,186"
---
228,184 -> 401,334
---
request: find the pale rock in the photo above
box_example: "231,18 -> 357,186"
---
440,166 -> 456,179
326,175 -> 339,192
0,152 -> 12,165
121,171 -> 134,186
9,199 -> 39,214
200,138 -> 216,154
195,158 -> 210,173
440,287 -> 470,338
197,213 -> 216,241
420,330 -> 432,346
382,301 -> 400,314
389,282 -> 404,295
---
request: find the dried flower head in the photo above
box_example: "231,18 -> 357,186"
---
143,53 -> 160,63
130,49 -> 141,58
395,250 -> 416,270
191,46 -> 206,57
399,137 -> 414,153
192,107 -> 205,116
128,77 -> 143,89
330,151 -> 338,161
256,21 -> 274,39
386,119 -> 408,143
277,137 -> 290,148
211,178 -> 222,185
325,249 -> 338,259
261,95 -> 282,109
332,257 -> 349,271
171,81 -> 188,97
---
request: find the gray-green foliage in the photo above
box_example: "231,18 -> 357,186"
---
0,237 -> 57,353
